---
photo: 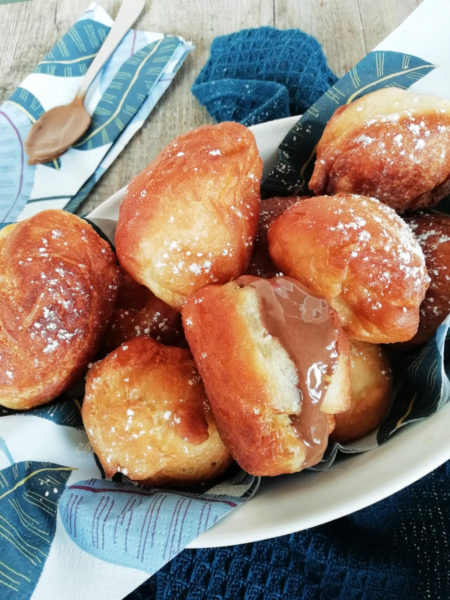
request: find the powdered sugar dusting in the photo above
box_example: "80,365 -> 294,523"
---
1,213 -> 119,395
326,195 -> 429,313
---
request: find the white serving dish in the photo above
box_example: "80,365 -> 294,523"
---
88,116 -> 450,548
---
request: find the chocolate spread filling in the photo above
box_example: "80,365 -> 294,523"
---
237,275 -> 339,468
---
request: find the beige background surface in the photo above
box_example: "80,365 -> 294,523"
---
0,0 -> 421,214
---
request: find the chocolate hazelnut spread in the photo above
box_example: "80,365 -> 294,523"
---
237,275 -> 339,468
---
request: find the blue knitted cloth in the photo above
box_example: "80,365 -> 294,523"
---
191,27 -> 337,125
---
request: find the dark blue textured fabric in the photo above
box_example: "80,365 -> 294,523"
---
191,27 -> 337,125
128,461 -> 449,600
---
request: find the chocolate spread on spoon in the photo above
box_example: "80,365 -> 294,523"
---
25,95 -> 91,164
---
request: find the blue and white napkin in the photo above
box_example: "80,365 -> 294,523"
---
0,2 -> 192,223
0,399 -> 258,599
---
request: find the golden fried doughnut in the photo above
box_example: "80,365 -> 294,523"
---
405,210 -> 450,344
309,87 -> 450,212
102,270 -> 184,353
331,340 -> 392,443
247,195 -> 300,277
0,210 -> 120,410
268,193 -> 429,343
115,121 -> 262,310
82,337 -> 231,487
182,275 -> 350,476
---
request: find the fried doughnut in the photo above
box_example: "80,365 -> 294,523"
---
0,210 -> 120,410
102,270 -> 184,353
182,275 -> 350,476
405,210 -> 450,344
82,337 -> 231,487
331,340 -> 392,443
115,121 -> 262,310
268,193 -> 429,343
247,196 -> 299,277
309,87 -> 450,212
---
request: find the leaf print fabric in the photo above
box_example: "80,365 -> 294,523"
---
0,4 -> 192,222
75,36 -> 183,151
34,20 -> 110,78
0,461 -> 73,598
58,473 -> 259,574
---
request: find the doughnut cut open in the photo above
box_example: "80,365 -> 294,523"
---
182,276 -> 351,476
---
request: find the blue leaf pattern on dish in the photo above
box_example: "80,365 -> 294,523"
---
0,461 -> 73,598
378,316 -> 450,443
34,20 -> 109,78
0,397 -> 83,429
74,36 -> 182,151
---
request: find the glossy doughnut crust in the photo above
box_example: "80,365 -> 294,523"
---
182,276 -> 351,476
331,340 -> 392,443
82,337 -> 232,487
0,210 -> 120,410
405,211 -> 450,344
102,270 -> 184,354
115,121 -> 262,310
309,87 -> 450,212
268,193 -> 430,343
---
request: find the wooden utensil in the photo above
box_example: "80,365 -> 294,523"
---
25,0 -> 145,165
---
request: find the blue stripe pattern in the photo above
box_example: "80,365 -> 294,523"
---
59,473 -> 258,574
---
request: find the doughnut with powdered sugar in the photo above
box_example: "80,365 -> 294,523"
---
268,193 -> 430,343
309,87 -> 450,212
404,210 -> 450,344
0,210 -> 120,410
82,336 -> 231,487
115,121 -> 262,310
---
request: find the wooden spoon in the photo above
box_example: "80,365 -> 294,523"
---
25,0 -> 145,165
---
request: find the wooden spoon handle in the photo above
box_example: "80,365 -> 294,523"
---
77,0 -> 146,98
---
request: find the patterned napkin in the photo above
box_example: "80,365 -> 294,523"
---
0,2 -> 192,223
0,397 -> 258,599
